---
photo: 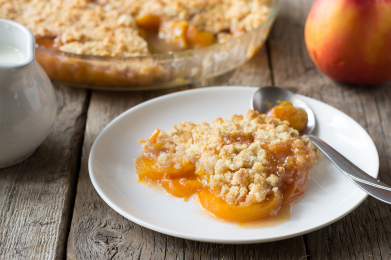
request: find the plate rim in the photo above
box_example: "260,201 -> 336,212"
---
88,86 -> 379,244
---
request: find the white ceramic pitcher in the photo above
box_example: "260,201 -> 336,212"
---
0,19 -> 57,169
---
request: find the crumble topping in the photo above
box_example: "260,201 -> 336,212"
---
151,110 -> 319,206
0,0 -> 271,56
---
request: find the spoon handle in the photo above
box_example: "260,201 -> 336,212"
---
308,135 -> 391,204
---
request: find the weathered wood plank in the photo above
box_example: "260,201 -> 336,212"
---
66,47 -> 308,259
268,0 -> 391,259
0,84 -> 88,260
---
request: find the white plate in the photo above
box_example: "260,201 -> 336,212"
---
89,86 -> 379,244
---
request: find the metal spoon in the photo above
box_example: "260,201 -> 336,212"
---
252,86 -> 391,204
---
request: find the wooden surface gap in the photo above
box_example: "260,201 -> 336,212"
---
374,97 -> 391,177
265,40 -> 275,86
356,89 -> 370,131
61,89 -> 92,260
302,235 -> 310,260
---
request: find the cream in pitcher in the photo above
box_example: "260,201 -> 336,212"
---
0,45 -> 24,63
0,19 -> 57,168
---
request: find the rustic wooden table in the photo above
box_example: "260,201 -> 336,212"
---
1,0 -> 391,259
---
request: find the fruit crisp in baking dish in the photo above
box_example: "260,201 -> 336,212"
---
135,110 -> 319,222
0,0 -> 273,88
0,0 -> 271,56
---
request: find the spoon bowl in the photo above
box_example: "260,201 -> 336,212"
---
252,86 -> 391,204
252,86 -> 315,135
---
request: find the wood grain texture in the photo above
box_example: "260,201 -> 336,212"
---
66,47 -> 308,260
269,0 -> 391,259
0,84 -> 88,260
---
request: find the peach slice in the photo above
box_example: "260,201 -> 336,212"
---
198,189 -> 282,222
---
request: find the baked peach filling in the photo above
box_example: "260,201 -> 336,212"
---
135,110 -> 319,223
135,14 -> 161,31
157,21 -> 216,48
266,101 -> 308,133
198,189 -> 282,222
136,16 -> 216,50
36,36 -> 63,50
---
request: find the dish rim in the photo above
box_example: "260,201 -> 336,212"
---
88,86 -> 379,244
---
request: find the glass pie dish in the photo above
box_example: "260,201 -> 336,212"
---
35,0 -> 279,91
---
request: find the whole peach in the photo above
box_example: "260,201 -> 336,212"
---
305,0 -> 391,85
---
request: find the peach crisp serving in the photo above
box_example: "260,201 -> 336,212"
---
135,110 -> 319,222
